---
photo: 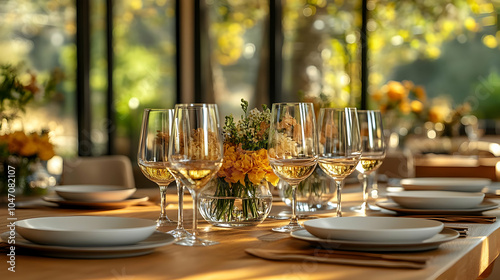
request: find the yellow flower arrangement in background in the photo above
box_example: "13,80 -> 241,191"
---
0,130 -> 56,196
0,62 -> 61,196
0,131 -> 55,161
372,80 -> 427,118
373,80 -> 470,139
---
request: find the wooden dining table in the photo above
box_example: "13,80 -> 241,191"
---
1,185 -> 500,280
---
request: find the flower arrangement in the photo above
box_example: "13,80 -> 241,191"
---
0,130 -> 55,161
200,99 -> 278,226
0,62 -> 60,196
0,130 -> 55,196
372,80 -> 427,129
1,63 -> 61,129
217,99 -> 278,185
372,80 -> 470,138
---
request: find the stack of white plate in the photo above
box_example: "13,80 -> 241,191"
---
378,177 -> 498,214
399,178 -> 491,192
2,216 -> 174,258
290,216 -> 458,252
43,185 -> 148,209
387,191 -> 485,209
55,185 -> 137,202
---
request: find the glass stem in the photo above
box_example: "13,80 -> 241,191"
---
335,180 -> 343,217
290,184 -> 299,225
176,179 -> 184,230
361,173 -> 369,209
192,190 -> 200,238
159,185 -> 168,219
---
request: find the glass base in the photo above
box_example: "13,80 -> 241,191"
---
367,203 -> 381,211
268,214 -> 319,220
272,223 -> 303,233
175,235 -> 219,246
168,228 -> 191,240
156,216 -> 176,228
350,203 -> 381,214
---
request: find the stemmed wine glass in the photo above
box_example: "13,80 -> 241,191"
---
168,103 -> 223,246
350,110 -> 386,214
137,109 -> 190,239
318,108 -> 362,217
268,102 -> 318,232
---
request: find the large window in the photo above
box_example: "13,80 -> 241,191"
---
0,0 -> 77,157
1,0 -> 499,161
368,0 -> 500,135
205,0 -> 270,118
282,0 -> 362,108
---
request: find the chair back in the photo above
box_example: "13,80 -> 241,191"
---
61,155 -> 135,188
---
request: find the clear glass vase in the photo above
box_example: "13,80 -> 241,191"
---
199,177 -> 273,227
278,167 -> 336,212
0,157 -> 55,201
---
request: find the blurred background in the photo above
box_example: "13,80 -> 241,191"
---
1,0 -> 500,186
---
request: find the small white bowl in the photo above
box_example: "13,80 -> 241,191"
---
55,185 -> 136,202
16,216 -> 157,247
304,217 -> 443,242
387,191 -> 485,209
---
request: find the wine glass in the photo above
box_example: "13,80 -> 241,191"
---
137,109 -> 190,239
463,115 -> 486,142
318,108 -> 362,217
268,102 -> 318,232
168,103 -> 223,246
350,110 -> 386,214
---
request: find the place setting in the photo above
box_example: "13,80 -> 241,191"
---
247,216 -> 458,269
1,216 -> 175,259
377,177 -> 499,223
41,185 -> 150,210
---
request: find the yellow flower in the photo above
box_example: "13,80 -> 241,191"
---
410,100 -> 424,113
371,89 -> 383,102
19,139 -> 38,157
217,144 -> 278,186
398,100 -> 412,115
0,130 -> 55,161
414,86 -> 427,102
402,80 -> 414,90
386,81 -> 407,101
428,107 -> 444,123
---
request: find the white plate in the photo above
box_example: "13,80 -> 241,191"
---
1,231 -> 174,259
376,200 -> 499,215
16,216 -> 157,247
55,185 -> 137,202
303,217 -> 443,242
291,228 -> 459,252
387,191 -> 485,209
43,195 -> 149,209
400,178 -> 491,192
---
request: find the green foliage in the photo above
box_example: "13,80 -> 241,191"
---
0,63 -> 62,128
471,71 -> 500,119
223,99 -> 271,151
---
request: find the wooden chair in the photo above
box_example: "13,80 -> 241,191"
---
61,155 -> 135,188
